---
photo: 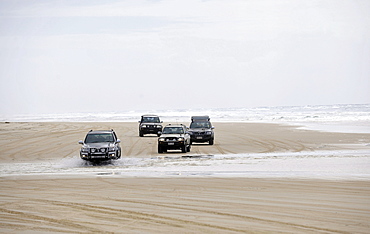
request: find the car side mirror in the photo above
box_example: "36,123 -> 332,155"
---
158,131 -> 162,136
211,126 -> 215,129
116,139 -> 121,143
138,121 -> 141,123
78,140 -> 83,144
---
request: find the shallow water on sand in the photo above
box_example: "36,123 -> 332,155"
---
1,150 -> 370,180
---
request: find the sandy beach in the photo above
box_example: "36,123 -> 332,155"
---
1,122 -> 370,233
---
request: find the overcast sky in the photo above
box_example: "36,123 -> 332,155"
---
0,0 -> 369,115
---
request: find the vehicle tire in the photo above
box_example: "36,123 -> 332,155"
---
158,145 -> 163,153
139,131 -> 144,137
209,139 -> 214,145
181,145 -> 186,153
187,144 -> 191,152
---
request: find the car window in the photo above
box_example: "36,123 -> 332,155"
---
190,122 -> 211,128
142,117 -> 160,123
85,133 -> 114,143
163,127 -> 184,134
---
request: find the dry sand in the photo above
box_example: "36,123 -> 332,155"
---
1,122 -> 370,233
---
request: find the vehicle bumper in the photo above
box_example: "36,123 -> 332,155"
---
140,128 -> 162,134
190,135 -> 213,142
80,152 -> 118,161
158,141 -> 185,150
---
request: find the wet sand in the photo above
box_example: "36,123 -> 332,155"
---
1,122 -> 370,233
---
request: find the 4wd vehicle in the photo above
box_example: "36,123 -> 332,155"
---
138,115 -> 163,137
78,130 -> 121,161
188,116 -> 215,145
158,124 -> 191,153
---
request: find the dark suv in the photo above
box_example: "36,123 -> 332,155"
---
78,130 -> 121,161
138,115 -> 163,137
158,124 -> 191,153
188,116 -> 215,145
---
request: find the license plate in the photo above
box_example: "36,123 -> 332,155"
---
91,155 -> 105,158
168,142 -> 174,145
196,137 -> 203,139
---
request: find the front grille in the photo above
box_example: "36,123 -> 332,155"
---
165,137 -> 177,141
90,148 -> 108,153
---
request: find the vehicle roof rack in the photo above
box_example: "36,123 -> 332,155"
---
191,116 -> 210,121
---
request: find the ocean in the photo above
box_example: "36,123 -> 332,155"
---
2,103 -> 370,133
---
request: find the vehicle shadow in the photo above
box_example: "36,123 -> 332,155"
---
139,135 -> 159,138
158,150 -> 184,154
190,143 -> 213,146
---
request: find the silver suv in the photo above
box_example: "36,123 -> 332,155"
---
78,130 -> 121,161
158,124 -> 191,153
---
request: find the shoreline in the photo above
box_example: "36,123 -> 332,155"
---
3,119 -> 370,134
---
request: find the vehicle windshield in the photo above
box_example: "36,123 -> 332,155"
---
85,133 -> 114,143
162,127 -> 184,134
142,117 -> 160,123
190,122 -> 211,129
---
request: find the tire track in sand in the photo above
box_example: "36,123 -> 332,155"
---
123,137 -> 141,156
190,142 -> 236,155
28,195 -> 348,234
105,197 -> 348,234
214,143 -> 236,154
0,207 -> 101,233
25,198 -> 249,233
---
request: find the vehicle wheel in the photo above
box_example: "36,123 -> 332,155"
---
187,144 -> 191,152
158,146 -> 163,153
209,139 -> 214,145
181,145 -> 186,153
139,131 -> 144,137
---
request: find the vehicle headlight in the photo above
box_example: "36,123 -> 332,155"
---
157,125 -> 162,128
158,138 -> 165,142
141,125 -> 146,128
178,137 -> 184,141
109,147 -> 116,151
188,131 -> 193,135
206,131 -> 212,135
81,147 -> 89,152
